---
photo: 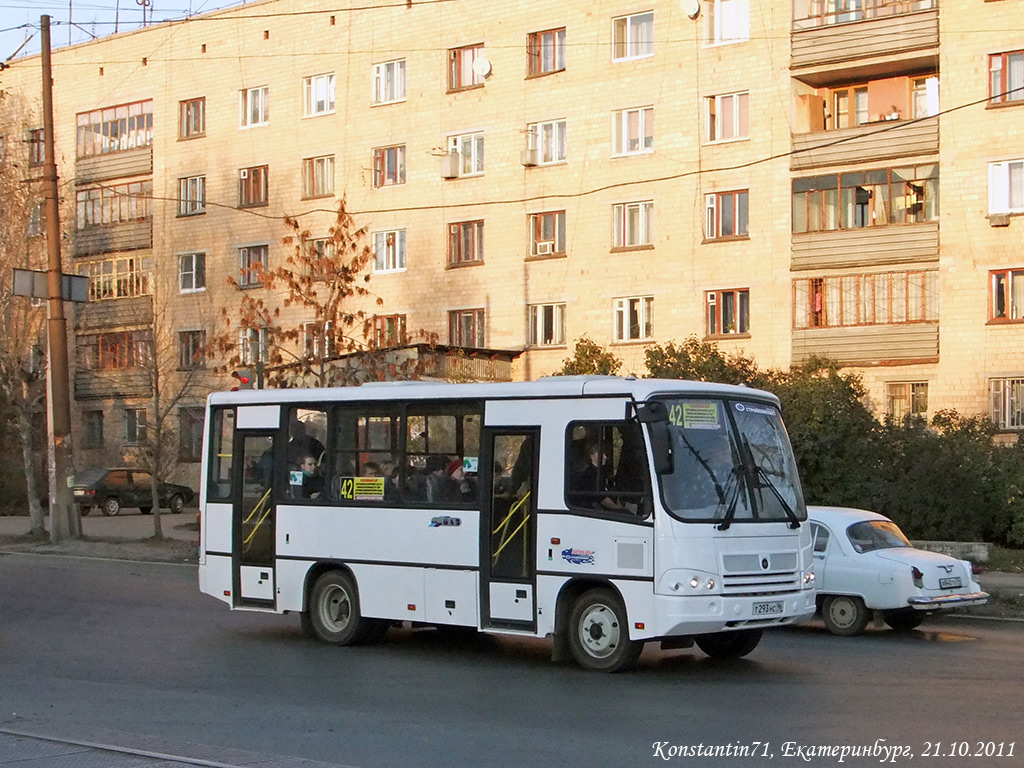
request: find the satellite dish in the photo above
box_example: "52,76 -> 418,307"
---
472,55 -> 492,79
682,0 -> 700,19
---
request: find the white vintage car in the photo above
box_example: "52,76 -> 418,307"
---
807,506 -> 989,635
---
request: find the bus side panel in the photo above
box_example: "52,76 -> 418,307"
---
276,559 -> 312,612
424,568 -> 479,627
536,513 -> 653,579
351,563 -> 426,621
204,502 -> 232,556
199,554 -> 233,607
536,574 -> 570,637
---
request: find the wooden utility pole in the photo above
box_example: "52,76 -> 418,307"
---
40,15 -> 77,542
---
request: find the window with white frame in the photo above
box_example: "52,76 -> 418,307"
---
449,44 -> 486,90
373,145 -> 406,187
613,201 -> 653,248
612,12 -> 654,61
887,382 -> 928,419
992,377 -> 1024,430
705,190 -> 749,239
239,86 -> 269,127
614,296 -> 654,341
238,165 -> 268,207
374,229 -> 407,272
124,408 -> 147,446
303,73 -> 335,116
76,100 -> 153,158
83,256 -> 151,301
177,175 -> 205,216
302,155 -> 334,198
301,321 -> 336,359
707,91 -> 749,141
612,107 -> 653,155
448,132 -> 485,176
528,303 -> 566,347
991,268 -> 1024,322
449,308 -> 485,347
529,211 -> 566,256
238,245 -> 268,287
240,327 -> 268,365
706,0 -> 749,45
990,51 -> 1024,104
179,252 -> 206,292
527,120 -> 566,164
177,330 -> 206,370
76,181 -> 152,229
528,28 -> 566,76
179,98 -> 205,138
989,160 -> 1024,214
448,220 -> 484,264
373,59 -> 406,103
706,288 -> 749,335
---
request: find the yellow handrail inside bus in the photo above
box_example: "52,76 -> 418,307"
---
242,488 -> 273,548
492,515 -> 529,562
243,488 -> 272,524
492,492 -> 530,565
492,492 -> 530,536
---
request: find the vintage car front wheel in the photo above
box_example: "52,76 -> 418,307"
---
822,594 -> 869,636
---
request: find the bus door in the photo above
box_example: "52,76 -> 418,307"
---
481,429 -> 538,630
234,430 -> 277,606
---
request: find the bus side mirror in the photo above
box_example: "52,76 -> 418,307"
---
635,401 -> 667,423
647,422 -> 673,475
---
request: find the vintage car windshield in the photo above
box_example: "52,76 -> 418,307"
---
656,398 -> 806,524
846,520 -> 912,553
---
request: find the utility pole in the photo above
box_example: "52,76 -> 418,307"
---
40,15 -> 77,542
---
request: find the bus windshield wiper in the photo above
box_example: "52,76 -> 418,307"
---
753,464 -> 801,529
716,475 -> 742,531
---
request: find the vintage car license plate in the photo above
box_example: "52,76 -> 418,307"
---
752,600 -> 784,616
939,576 -> 962,589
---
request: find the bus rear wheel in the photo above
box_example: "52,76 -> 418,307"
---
307,571 -> 368,646
695,629 -> 762,659
567,588 -> 642,673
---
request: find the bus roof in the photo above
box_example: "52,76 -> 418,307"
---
206,376 -> 781,408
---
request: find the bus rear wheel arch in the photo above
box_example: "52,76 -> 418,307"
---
566,587 -> 643,673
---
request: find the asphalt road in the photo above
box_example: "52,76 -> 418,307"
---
1,553 -> 1022,768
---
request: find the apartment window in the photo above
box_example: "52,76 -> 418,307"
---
179,98 -> 205,138
374,229 -> 407,272
449,44 -> 486,90
76,100 -> 153,157
528,28 -> 566,76
613,107 -> 653,155
705,190 -> 749,239
28,201 -> 44,237
707,92 -> 749,141
911,77 -> 939,119
82,331 -> 147,371
238,245 -> 269,287
374,314 -> 407,347
238,165 -> 269,207
373,145 -> 406,187
990,51 -> 1024,104
177,175 -> 206,216
448,132 -> 485,176
991,269 -> 1024,322
706,289 -> 750,335
528,303 -> 566,347
792,165 -> 939,233
828,86 -> 868,129
179,407 -> 205,462
124,408 -> 147,446
178,330 -> 206,370
302,155 -> 334,198
529,211 -> 566,256
82,411 -> 103,449
240,327 -> 269,365
887,382 -> 928,419
793,270 -> 938,329
76,181 -> 152,229
373,59 -> 407,103
706,0 -> 749,45
526,120 -> 566,164
989,160 -> 1024,214
448,220 -> 484,264
449,309 -> 485,347
613,201 -> 653,248
614,296 -> 654,341
302,321 -> 336,359
305,238 -> 335,277
991,378 -> 1024,430
612,12 -> 654,61
239,86 -> 269,127
83,257 -> 151,301
28,128 -> 44,166
178,252 -> 206,292
303,73 -> 336,116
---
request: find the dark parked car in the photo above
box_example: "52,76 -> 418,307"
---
72,468 -> 195,516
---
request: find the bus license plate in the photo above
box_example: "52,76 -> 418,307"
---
939,577 -> 962,589
752,601 -> 783,616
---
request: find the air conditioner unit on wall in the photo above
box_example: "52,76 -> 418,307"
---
441,152 -> 460,179
535,241 -> 554,255
521,148 -> 539,167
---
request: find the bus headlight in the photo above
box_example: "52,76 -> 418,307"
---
803,572 -> 815,585
690,577 -> 700,589
706,578 -> 715,590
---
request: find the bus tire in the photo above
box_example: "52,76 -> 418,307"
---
307,571 -> 366,646
567,588 -> 642,673
695,629 -> 763,659
822,594 -> 869,636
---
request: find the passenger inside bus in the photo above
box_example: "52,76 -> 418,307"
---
296,454 -> 323,499
439,459 -> 476,503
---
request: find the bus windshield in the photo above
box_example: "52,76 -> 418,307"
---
655,398 -> 806,525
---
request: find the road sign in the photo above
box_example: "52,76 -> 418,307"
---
12,268 -> 88,303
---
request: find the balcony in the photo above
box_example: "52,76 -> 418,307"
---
791,117 -> 938,170
792,322 -> 938,366
74,294 -> 153,332
792,221 -> 938,271
792,0 -> 938,71
75,146 -> 153,185
74,368 -> 151,400
74,220 -> 152,257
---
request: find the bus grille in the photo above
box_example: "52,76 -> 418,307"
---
721,552 -> 800,596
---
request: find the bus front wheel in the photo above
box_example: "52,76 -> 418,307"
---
567,588 -> 643,673
307,571 -> 367,646
695,629 -> 762,659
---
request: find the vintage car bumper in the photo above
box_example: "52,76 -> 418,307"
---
907,591 -> 989,610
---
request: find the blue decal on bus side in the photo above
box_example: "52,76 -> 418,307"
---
561,548 -> 595,565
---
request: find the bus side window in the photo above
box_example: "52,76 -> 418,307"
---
565,422 -> 650,517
